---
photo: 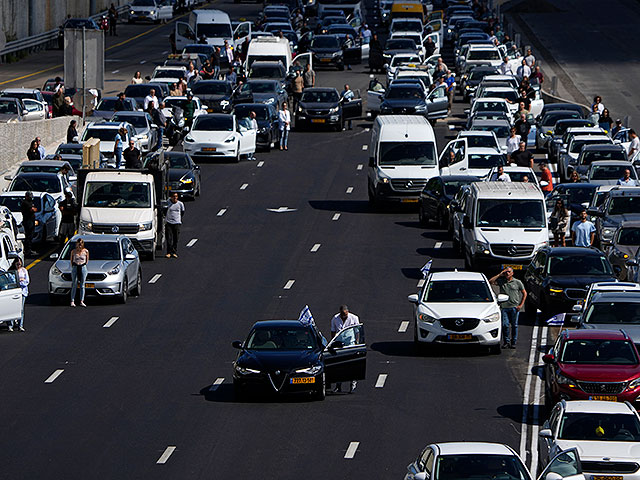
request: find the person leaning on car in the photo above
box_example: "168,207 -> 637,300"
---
489,268 -> 527,349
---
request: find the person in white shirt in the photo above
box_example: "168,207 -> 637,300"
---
628,129 -> 639,158
617,168 -> 637,186
506,127 -> 521,156
490,165 -> 511,182
516,60 -> 531,81
498,57 -> 512,75
329,305 -> 361,393
143,88 -> 159,110
278,102 -> 291,151
524,49 -> 536,67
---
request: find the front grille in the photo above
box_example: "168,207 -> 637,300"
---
308,109 -> 329,115
490,244 -> 535,257
578,381 -> 626,394
439,318 -> 480,332
92,224 -> 139,234
391,107 -> 416,114
582,461 -> 639,474
390,179 -> 427,192
565,288 -> 587,300
61,273 -> 107,281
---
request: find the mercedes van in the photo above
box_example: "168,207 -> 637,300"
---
174,10 -> 250,51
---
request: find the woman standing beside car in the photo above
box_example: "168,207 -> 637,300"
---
70,239 -> 89,308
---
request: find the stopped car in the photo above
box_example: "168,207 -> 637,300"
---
93,96 -> 140,119
0,88 -> 48,120
536,110 -> 584,151
540,400 -> 640,479
295,87 -> 361,131
374,83 -> 448,120
589,188 -> 640,247
385,54 -> 423,84
127,0 -> 173,23
408,271 -> 507,354
111,111 -> 159,153
524,247 -> 616,316
576,290 -> 640,347
0,270 -> 29,331
183,114 -> 256,162
232,80 -> 288,110
585,160 -> 639,186
309,34 -> 346,70
0,97 -> 28,123
460,65 -> 497,101
189,80 -> 233,113
567,144 -> 628,182
615,222 -> 640,280
231,320 -> 366,400
543,329 -> 640,408
383,38 -> 420,64
0,192 -> 61,244
418,175 -> 479,227
49,234 -> 142,304
162,151 -> 201,198
123,83 -> 169,107
469,119 -> 511,152
233,103 -> 278,150
560,135 -> 614,181
81,121 -> 140,166
7,172 -> 72,203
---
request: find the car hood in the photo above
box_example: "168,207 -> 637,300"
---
251,92 -> 278,103
196,94 -> 231,103
555,440 -> 640,461
613,245 -> 640,257
300,101 -> 338,110
55,259 -> 122,273
418,301 -> 499,319
384,48 -> 415,56
546,274 -> 617,288
583,324 -> 640,345
0,114 -> 20,122
187,130 -> 235,143
378,164 -> 439,179
558,363 -> 640,382
603,214 -> 640,228
475,228 -> 547,245
311,47 -> 341,55
382,98 -> 425,108
168,168 -> 192,182
80,208 -> 152,223
237,349 -> 321,372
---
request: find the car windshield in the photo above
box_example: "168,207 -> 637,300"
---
61,241 -> 121,260
571,139 -> 610,154
609,197 -> 640,215
0,195 -> 42,211
462,135 -> 498,149
391,56 -> 420,67
84,181 -> 151,208
166,154 -> 190,169
444,180 -> 475,196
379,142 -> 436,166
386,86 -> 423,99
96,99 -> 119,111
484,90 -> 519,103
190,82 -> 232,95
250,65 -> 284,78
153,69 -> 184,79
556,186 -> 596,205
423,280 -> 492,302
582,150 -> 626,164
10,176 -> 60,194
193,116 -> 233,131
125,85 -> 158,98
542,112 -> 582,127
391,20 -> 422,31
245,326 -> 316,350
234,105 -> 269,120
56,145 -> 82,155
132,0 -> 155,5
301,90 -> 339,103
312,36 -> 340,48
435,454 -> 529,480
386,39 -> 417,50
0,100 -> 18,114
112,115 -> 147,129
82,128 -> 119,142
584,302 -> 640,324
242,82 -> 277,93
469,154 -> 505,168
183,45 -> 214,55
469,69 -> 493,81
477,199 -> 545,227
471,124 -> 510,138
476,101 -> 508,113
394,35 -> 421,45
592,165 -> 632,180
618,227 -> 640,245
554,121 -> 593,136
197,23 -> 232,38
559,413 -> 640,442
548,254 -> 612,275
559,339 -> 638,365
468,50 -> 501,60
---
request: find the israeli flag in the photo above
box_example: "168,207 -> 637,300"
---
546,313 -> 566,326
298,305 -> 315,326
421,259 -> 433,278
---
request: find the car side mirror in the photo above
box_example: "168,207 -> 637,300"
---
17,233 -> 25,240
462,215 -> 472,229
463,108 -> 470,115
542,354 -> 555,364
408,294 -> 419,304
150,123 -> 158,129
414,473 -> 429,480
497,294 -> 509,303
3,175 -> 11,181
331,340 -> 344,349
572,304 -> 582,312
231,340 -> 243,349
368,156 -> 375,168
587,208 -> 603,217
539,428 -> 553,439
23,110 -> 29,116
540,181 -> 548,187
145,75 -> 151,81
535,266 -> 544,276
49,253 -> 59,260
125,253 -> 136,260
560,148 -> 567,154
7,251 -> 18,259
201,105 -> 208,110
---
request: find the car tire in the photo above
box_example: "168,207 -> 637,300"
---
131,269 -> 142,297
368,187 -> 379,210
314,373 -> 326,401
338,63 -> 344,71
418,206 -> 428,226
234,148 -> 240,163
464,247 -> 473,270
119,278 -> 128,304
452,233 -> 460,253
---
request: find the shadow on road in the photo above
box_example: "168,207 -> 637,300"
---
371,341 -> 496,358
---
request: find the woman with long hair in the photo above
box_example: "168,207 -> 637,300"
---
70,239 -> 89,307
131,71 -> 143,84
551,199 -> 570,247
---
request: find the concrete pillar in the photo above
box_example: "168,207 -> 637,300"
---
90,0 -> 97,15
28,0 -> 37,36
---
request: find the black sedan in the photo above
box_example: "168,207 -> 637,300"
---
419,175 -> 479,228
232,80 -> 288,110
232,320 -> 366,400
162,151 -> 201,199
309,35 -> 345,70
524,246 -> 616,316
295,88 -> 362,131
189,80 -> 234,114
380,83 -> 428,116
383,38 -> 419,64
233,103 -> 279,151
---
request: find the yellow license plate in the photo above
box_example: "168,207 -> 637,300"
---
589,395 -> 617,402
448,334 -> 472,340
402,198 -> 419,203
202,147 -> 216,152
207,108 -> 214,113
502,264 -> 523,270
290,377 -> 315,384
320,58 -> 332,62
593,476 -> 623,480
85,283 -> 95,288
311,119 -> 325,123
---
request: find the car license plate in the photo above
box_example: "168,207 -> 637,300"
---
589,395 -> 617,402
502,263 -> 523,270
593,476 -> 623,480
290,377 -> 315,384
202,147 -> 216,152
447,334 -> 472,341
311,119 -> 325,123
85,283 -> 95,288
402,199 -> 419,203
320,58 -> 332,62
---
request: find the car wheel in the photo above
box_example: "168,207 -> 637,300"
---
452,233 -> 460,253
368,186 -> 379,210
119,278 -> 128,304
314,373 -> 326,401
338,63 -> 344,71
418,205 -> 428,226
131,269 -> 142,297
234,148 -> 240,163
195,181 -> 201,197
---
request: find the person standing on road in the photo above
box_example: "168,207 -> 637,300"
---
341,84 -> 354,130
424,36 -> 436,58
9,258 -> 28,332
123,140 -> 142,169
516,59 -> 531,81
571,210 -> 596,247
67,120 -> 78,143
592,95 -> 605,115
211,47 -> 221,79
628,130 -> 639,158
445,71 -> 456,113
506,127 -> 521,157
489,268 -> 526,349
35,137 -> 45,159
52,88 -> 65,117
587,104 -> 600,125
551,199 -> 569,247
114,127 -> 125,169
58,190 -> 77,248
183,93 -> 197,130
524,48 -> 536,67
144,88 -> 159,110
498,56 -> 512,75
225,67 -> 237,86
165,192 -> 185,258
329,305 -> 361,392
617,168 -> 637,186
248,111 -> 258,161
114,91 -> 126,112
510,141 -> 534,169
292,71 -> 304,110
569,169 -> 581,183
611,119 -> 623,138
131,71 -> 143,85
70,239 -> 89,307
150,102 -> 167,150
303,63 -> 315,89
514,113 -> 531,140
21,192 -> 37,256
26,140 -> 40,160
531,65 -> 544,85
278,102 -> 291,151
489,165 -> 511,182
108,4 -> 118,36
539,162 -> 553,194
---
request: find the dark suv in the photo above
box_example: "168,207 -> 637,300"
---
524,246 -> 616,316
589,187 -> 640,248
295,88 -> 361,131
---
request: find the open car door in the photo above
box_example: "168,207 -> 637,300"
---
175,22 -> 196,51
367,78 -> 385,115
536,448 -> 585,480
426,85 -> 448,120
342,89 -> 362,119
237,117 -> 257,156
342,38 -> 362,65
426,32 -> 441,53
0,271 -> 23,328
21,99 -> 46,121
233,21 -> 251,49
438,138 -> 467,175
323,324 -> 366,384
157,1 -> 174,22
292,52 -> 313,74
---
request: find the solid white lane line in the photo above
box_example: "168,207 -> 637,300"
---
162,50 -> 168,54
375,374 -> 388,388
530,326 -> 548,478
520,324 -> 540,463
434,242 -> 442,248
140,60 -> 146,64
111,69 -> 120,74
362,145 -> 368,150
149,274 -> 162,284
186,238 -> 198,248
332,213 -> 341,221
156,446 -> 176,464
240,183 -> 248,190
310,243 -> 321,252
346,187 -> 354,194
357,164 -> 363,170
417,279 -> 425,288
103,316 -> 119,328
209,377 -> 224,391
257,161 -> 264,167
398,321 -> 409,333
44,369 -> 64,383
344,442 -> 360,459
217,208 -> 227,216
283,280 -> 295,290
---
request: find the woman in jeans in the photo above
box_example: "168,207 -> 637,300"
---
9,258 -> 28,332
70,239 -> 89,307
278,102 -> 291,151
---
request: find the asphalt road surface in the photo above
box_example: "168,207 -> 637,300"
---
0,1 -> 554,478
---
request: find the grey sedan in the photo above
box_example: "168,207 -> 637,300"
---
111,111 -> 159,153
48,234 -> 142,304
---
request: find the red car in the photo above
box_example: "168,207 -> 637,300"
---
543,329 -> 640,409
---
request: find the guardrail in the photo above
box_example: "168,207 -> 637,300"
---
0,4 -> 130,61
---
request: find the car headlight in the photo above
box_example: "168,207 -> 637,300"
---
79,220 -> 92,232
235,365 -> 260,375
475,241 -> 490,254
51,265 -> 62,276
332,51 -> 341,58
415,105 -> 427,112
139,222 -> 153,231
329,106 -> 339,114
130,10 -> 134,14
34,220 -> 40,226
418,313 -> 436,323
264,98 -> 276,104
628,377 -> 640,390
150,10 -> 156,14
184,136 -> 194,143
555,372 -> 576,386
108,265 -> 121,275
220,100 -> 230,106
465,85 -> 470,90
224,136 -> 236,143
259,127 -> 267,133
139,134 -> 148,141
295,365 -> 322,375
483,312 -> 500,323
603,228 -> 614,239
297,106 -> 303,113
380,177 -> 389,184
180,176 -> 194,184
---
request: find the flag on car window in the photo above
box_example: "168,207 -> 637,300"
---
298,305 -> 315,326
546,313 -> 565,326
421,259 -> 432,278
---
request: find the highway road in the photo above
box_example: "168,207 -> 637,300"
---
0,1 -> 556,478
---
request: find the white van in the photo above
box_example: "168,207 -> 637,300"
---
175,10 -> 250,51
368,115 -> 439,206
244,37 -> 312,73
460,182 -> 548,270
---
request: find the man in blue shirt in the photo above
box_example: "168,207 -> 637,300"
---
445,71 -> 456,113
571,210 -> 596,247
617,168 -> 637,186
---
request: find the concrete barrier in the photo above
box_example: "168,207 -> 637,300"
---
0,115 -> 83,173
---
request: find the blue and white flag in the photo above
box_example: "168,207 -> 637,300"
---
421,259 -> 433,278
546,312 -> 566,326
298,305 -> 315,326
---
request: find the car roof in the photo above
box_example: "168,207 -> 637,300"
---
571,135 -> 611,142
435,442 -> 516,456
590,160 -> 634,166
562,400 -> 635,414
564,328 -> 630,340
555,183 -> 597,190
471,119 -> 511,126
0,191 -> 47,198
86,121 -> 127,129
252,320 -> 310,329
19,160 -> 70,167
14,172 -> 60,178
620,221 -> 640,228
2,88 -> 38,93
459,130 -> 495,136
112,111 -> 148,117
467,147 -> 503,154
605,188 -> 640,197
70,233 -> 125,242
430,271 -> 486,282
547,246 -> 605,257
475,97 -> 508,103
580,144 -> 625,152
590,291 -> 640,303
440,175 -> 480,182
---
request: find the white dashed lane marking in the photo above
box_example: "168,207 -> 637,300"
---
344,442 -> 360,459
209,378 -> 224,391
362,145 -> 368,150
217,208 -> 227,216
103,316 -> 119,328
257,161 -> 264,167
310,243 -> 321,252
283,280 -> 295,290
332,213 -> 341,221
417,279 -> 425,288
357,164 -> 363,170
346,187 -> 353,194
398,321 -> 409,333
156,446 -> 176,464
375,374 -> 388,388
434,242 -> 442,248
240,183 -> 248,190
44,369 -> 64,383
186,238 -> 198,247
149,274 -> 162,284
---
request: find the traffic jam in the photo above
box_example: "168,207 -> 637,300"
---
1,0 -> 640,478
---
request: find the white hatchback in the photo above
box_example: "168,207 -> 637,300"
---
183,114 -> 256,162
408,271 -> 507,353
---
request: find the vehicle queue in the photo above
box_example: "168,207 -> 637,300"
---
1,0 -> 640,479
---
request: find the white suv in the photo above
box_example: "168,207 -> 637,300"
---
408,271 -> 507,353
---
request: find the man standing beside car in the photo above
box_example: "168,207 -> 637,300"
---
21,191 -> 37,256
58,190 -> 77,248
165,192 -> 185,259
571,209 -> 596,247
489,268 -> 526,349
329,305 -> 361,393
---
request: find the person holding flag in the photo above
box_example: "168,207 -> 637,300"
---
329,305 -> 361,393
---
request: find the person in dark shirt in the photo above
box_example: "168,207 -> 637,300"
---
26,140 -> 40,160
21,192 -> 37,255
114,92 -> 126,112
514,113 -> 531,139
67,119 -> 78,143
509,141 -> 534,168
123,140 -> 142,169
58,190 -> 77,247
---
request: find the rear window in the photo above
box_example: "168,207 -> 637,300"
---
468,50 -> 501,60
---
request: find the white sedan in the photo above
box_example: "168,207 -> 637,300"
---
407,271 -> 507,353
183,114 -> 256,163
